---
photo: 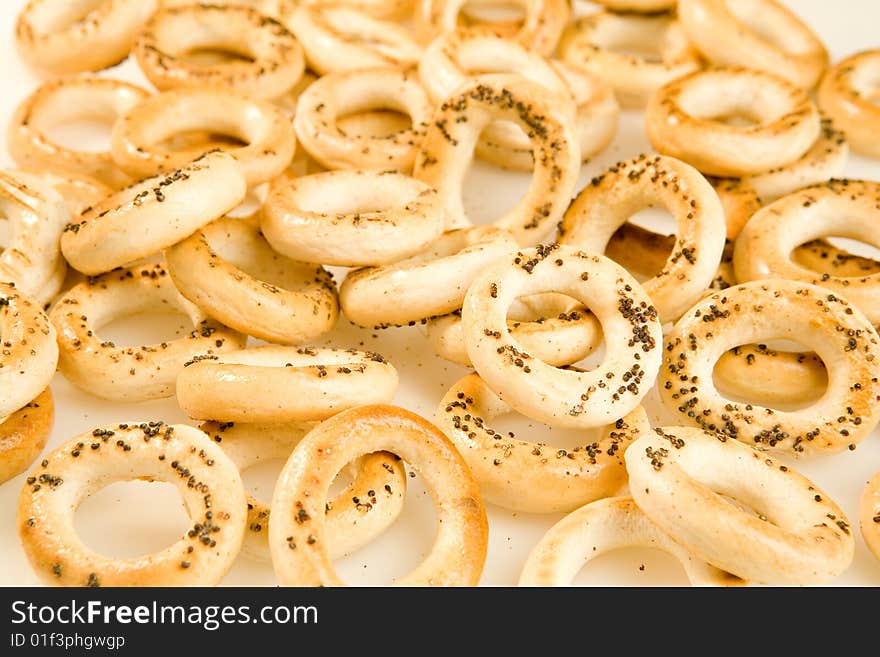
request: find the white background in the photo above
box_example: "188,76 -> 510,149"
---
1,0 -> 880,586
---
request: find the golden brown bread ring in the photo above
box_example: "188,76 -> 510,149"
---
435,373 -> 649,513
0,388 -> 54,486
860,470 -> 880,564
18,422 -> 247,587
200,420 -> 406,563
269,405 -> 488,586
818,50 -> 880,160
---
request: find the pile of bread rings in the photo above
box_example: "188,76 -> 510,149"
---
3,0 -> 880,587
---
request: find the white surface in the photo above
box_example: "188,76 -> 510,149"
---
1,0 -> 880,587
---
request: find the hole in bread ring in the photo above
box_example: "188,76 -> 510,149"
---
626,426 -> 855,584
17,423 -> 247,587
462,244 -> 663,428
518,497 -> 744,586
166,215 -> 339,344
268,405 -> 488,586
175,345 -> 399,423
135,4 -> 305,100
658,279 -> 880,454
435,373 -> 649,512
201,420 -> 407,563
50,262 -> 246,402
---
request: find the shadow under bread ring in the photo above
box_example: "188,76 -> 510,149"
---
202,420 -> 406,563
49,263 -> 246,402
175,345 -> 399,423
18,423 -> 247,587
269,405 -> 488,586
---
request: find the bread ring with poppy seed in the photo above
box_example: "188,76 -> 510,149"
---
61,151 -> 246,276
50,263 -> 246,402
18,422 -> 247,587
819,50 -> 880,160
626,426 -> 854,584
135,4 -> 305,100
269,405 -> 488,586
202,420 -> 406,562
0,283 -> 58,419
166,215 -> 339,345
463,245 -> 663,429
0,388 -> 53,486
658,280 -> 880,454
519,497 -> 744,586
176,345 -> 398,423
413,75 -> 580,244
436,373 -> 649,513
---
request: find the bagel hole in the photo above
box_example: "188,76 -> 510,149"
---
178,47 -> 256,67
793,236 -> 880,272
489,411 -> 608,452
75,480 -> 191,559
42,116 -> 115,153
608,208 -> 677,282
713,339 -> 828,411
100,310 -> 195,348
572,547 -> 691,586
334,462 -> 438,586
462,156 -> 531,223
460,1 -> 526,27
337,110 -> 412,138
153,130 -> 248,153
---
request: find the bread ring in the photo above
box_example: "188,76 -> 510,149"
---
659,279 -> 880,454
626,426 -> 855,584
61,150 -> 247,276
463,244 -> 663,428
678,0 -> 828,89
861,470 -> 880,563
818,50 -> 880,160
339,226 -> 518,329
742,117 -> 848,203
166,215 -> 339,345
419,29 -> 618,171
111,89 -> 295,186
591,0 -> 675,11
415,0 -> 569,57
733,180 -> 880,324
262,170 -> 445,267
176,345 -> 399,423
426,292 -> 602,367
646,67 -> 821,177
50,262 -> 245,402
413,75 -> 580,244
283,5 -> 421,75
518,497 -> 743,587
18,422 -> 247,587
269,404 -> 488,586
0,170 -> 69,304
436,373 -> 649,512
293,68 -> 431,172
8,77 -> 149,190
14,0 -> 156,75
559,11 -> 702,109
708,178 -> 763,240
135,4 -> 305,100
200,420 -> 406,562
560,155 -> 726,323
34,170 -> 112,218
0,388 -> 53,486
0,283 -> 58,419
